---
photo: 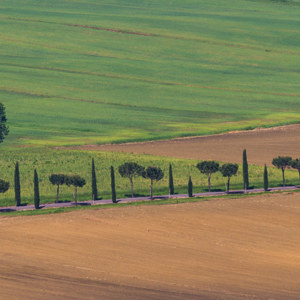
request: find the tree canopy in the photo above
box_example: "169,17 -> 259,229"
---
220,163 -> 239,178
0,179 -> 9,194
196,161 -> 219,175
65,175 -> 86,188
49,174 -> 65,186
272,156 -> 292,169
143,166 -> 164,182
118,162 -> 145,180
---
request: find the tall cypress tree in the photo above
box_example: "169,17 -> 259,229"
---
243,149 -> 249,190
34,169 -> 40,209
188,176 -> 193,197
264,164 -> 269,192
169,164 -> 174,195
111,166 -> 117,203
14,161 -> 21,206
91,158 -> 98,200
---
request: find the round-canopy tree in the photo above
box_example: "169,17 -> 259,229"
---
143,166 -> 164,199
49,174 -> 65,203
219,163 -> 239,193
0,103 -> 9,144
196,161 -> 219,192
118,162 -> 144,198
0,179 -> 9,195
272,156 -> 292,187
290,158 -> 300,180
65,175 -> 86,205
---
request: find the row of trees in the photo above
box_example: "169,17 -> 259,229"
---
1,151 -> 300,209
48,152 -> 300,205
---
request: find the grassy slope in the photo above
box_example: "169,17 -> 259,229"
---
0,148 -> 298,207
0,0 -> 300,146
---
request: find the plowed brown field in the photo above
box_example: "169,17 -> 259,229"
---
1,192 -> 299,299
75,124 -> 300,165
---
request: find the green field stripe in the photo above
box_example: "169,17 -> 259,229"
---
0,86 -> 227,119
1,62 -> 300,98
1,15 -> 300,57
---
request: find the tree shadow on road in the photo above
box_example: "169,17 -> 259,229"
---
0,208 -> 16,212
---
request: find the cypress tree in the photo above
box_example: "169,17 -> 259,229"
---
169,164 -> 174,195
264,164 -> 269,192
243,149 -> 249,190
34,169 -> 40,209
14,161 -> 21,206
188,176 -> 193,197
91,158 -> 98,200
111,166 -> 117,203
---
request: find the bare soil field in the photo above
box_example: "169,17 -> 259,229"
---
75,124 -> 300,165
1,192 -> 299,299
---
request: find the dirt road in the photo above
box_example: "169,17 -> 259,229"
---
74,124 -> 300,165
1,192 -> 299,299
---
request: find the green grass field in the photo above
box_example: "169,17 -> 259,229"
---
0,0 -> 300,146
0,148 -> 298,207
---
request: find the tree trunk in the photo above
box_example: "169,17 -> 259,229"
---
227,177 -> 230,193
130,178 -> 134,198
282,168 -> 285,187
74,186 -> 77,205
56,184 -> 59,203
208,175 -> 211,192
150,179 -> 153,199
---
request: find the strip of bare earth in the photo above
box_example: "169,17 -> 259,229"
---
65,124 -> 300,166
0,192 -> 299,299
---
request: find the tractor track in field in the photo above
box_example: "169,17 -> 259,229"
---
1,15 -> 300,56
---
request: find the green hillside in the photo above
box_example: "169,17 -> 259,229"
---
0,0 -> 300,146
